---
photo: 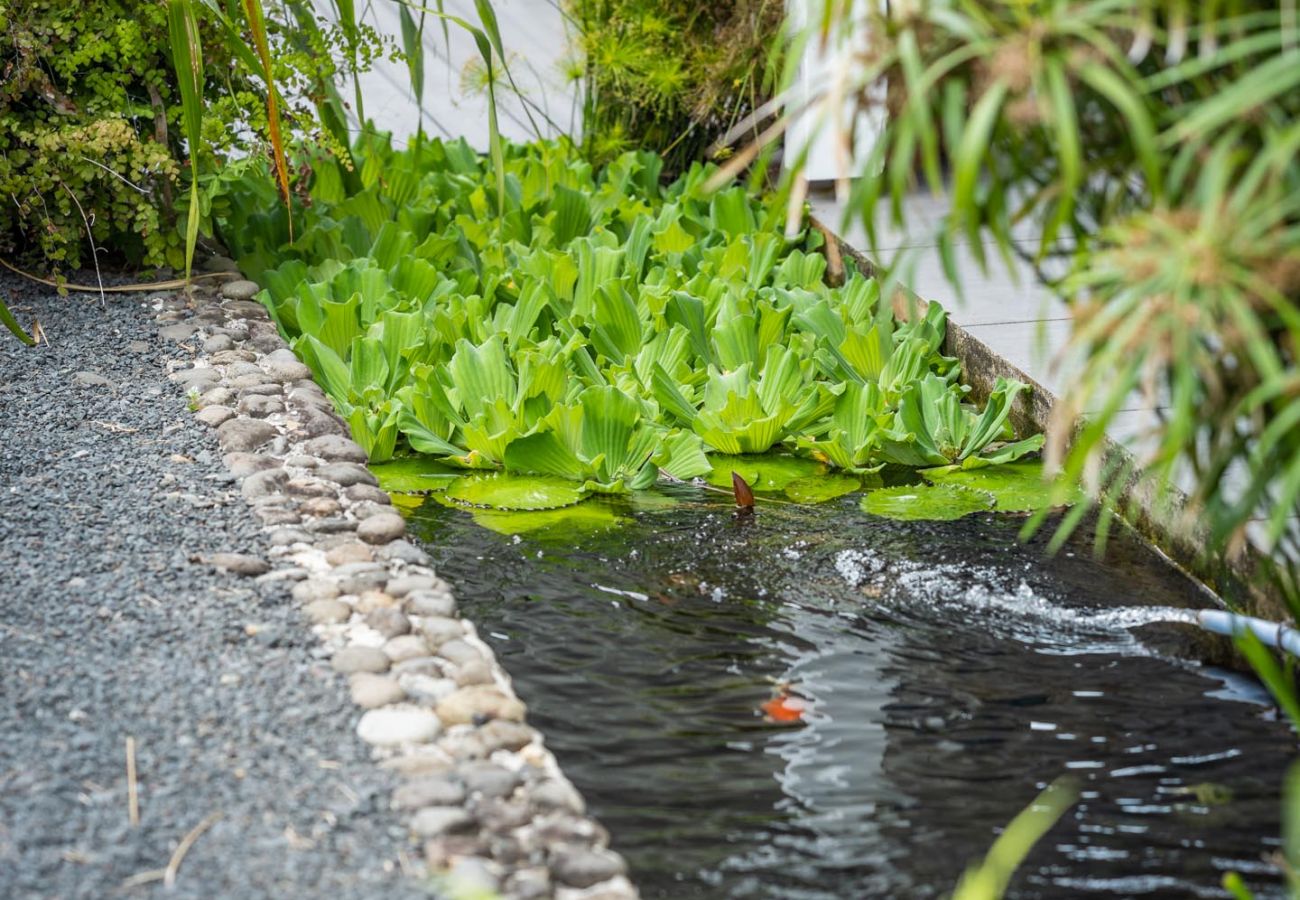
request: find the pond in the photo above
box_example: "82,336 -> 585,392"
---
405,486 -> 1294,899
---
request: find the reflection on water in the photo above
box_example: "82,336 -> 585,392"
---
407,488 -> 1294,899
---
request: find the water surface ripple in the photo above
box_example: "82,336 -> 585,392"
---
409,490 -> 1294,899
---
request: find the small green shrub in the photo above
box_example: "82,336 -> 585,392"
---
568,0 -> 785,173
0,1 -> 381,272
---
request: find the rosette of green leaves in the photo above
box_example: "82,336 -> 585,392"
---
397,334 -> 570,469
502,385 -> 662,493
654,345 -> 837,455
878,374 -> 1044,469
796,381 -> 889,474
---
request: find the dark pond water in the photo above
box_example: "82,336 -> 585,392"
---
405,486 -> 1296,899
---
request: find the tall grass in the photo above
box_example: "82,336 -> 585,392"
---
166,0 -> 205,281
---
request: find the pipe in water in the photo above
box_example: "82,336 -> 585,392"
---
1196,610 -> 1300,658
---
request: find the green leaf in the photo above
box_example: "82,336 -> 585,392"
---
446,473 -> 588,510
784,474 -> 861,504
0,295 -> 36,345
923,460 -> 1081,512
468,502 -> 624,538
371,457 -> 462,494
860,483 -> 995,521
704,454 -> 826,492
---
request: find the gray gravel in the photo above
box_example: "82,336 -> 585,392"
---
0,278 -> 433,899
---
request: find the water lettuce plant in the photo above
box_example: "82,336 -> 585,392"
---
216,135 -> 1047,510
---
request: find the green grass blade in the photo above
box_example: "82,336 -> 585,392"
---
241,0 -> 293,238
0,295 -> 36,346
167,0 -> 205,281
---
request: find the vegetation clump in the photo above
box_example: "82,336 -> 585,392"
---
217,135 -> 1046,509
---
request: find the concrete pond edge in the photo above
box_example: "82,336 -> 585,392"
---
818,220 -> 1275,661
157,270 -> 637,900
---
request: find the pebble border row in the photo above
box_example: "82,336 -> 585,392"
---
157,268 -> 638,900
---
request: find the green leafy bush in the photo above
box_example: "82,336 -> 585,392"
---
568,0 -> 785,172
0,0 -> 378,271
216,134 -> 1044,511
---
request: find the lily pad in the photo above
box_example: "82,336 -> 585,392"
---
705,454 -> 827,492
923,460 -> 1083,512
371,457 -> 462,494
859,483 -> 995,521
784,474 -> 861,504
388,492 -> 428,514
445,473 -> 588,511
470,502 -> 625,537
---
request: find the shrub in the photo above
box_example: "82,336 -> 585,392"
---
0,0 -> 379,272
568,0 -> 785,173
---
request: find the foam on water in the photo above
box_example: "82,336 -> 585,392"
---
832,548 -> 1200,653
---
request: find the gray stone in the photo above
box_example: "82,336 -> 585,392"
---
299,497 -> 341,518
305,517 -> 356,534
409,806 -> 473,837
316,463 -> 378,488
304,598 -> 351,625
198,386 -> 235,408
406,588 -> 456,618
325,542 -> 373,566
250,333 -> 285,354
455,659 -> 493,687
479,720 -> 536,754
170,367 -> 218,389
225,362 -> 263,378
447,857 -> 499,894
241,466 -> 287,501
366,607 -> 411,639
127,339 -> 150,354
222,300 -> 265,319
205,553 -> 270,577
458,762 -> 520,799
254,506 -> 300,526
437,639 -> 484,668
436,686 -> 525,726
268,527 -> 312,546
382,634 -> 428,663
531,779 -> 586,815
195,405 -> 234,428
292,577 -> 341,603
202,334 -> 235,354
160,322 -> 198,342
419,617 -> 464,648
393,774 -> 466,809
357,512 -> 405,545
386,575 -> 437,599
210,350 -> 256,366
217,418 -> 277,452
72,371 -> 115,389
350,673 -> 406,709
339,570 -> 389,595
221,279 -> 261,300
238,395 -> 285,419
300,408 -> 345,438
399,673 -> 457,705
503,868 -> 552,900
300,434 -> 369,463
223,452 -> 280,477
376,540 -> 430,566
285,477 -> 335,498
227,372 -> 269,391
343,483 -> 391,505
261,353 -> 313,383
549,847 -> 626,889
332,646 -> 391,675
357,708 -> 441,747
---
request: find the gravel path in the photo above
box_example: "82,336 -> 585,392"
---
0,276 -> 431,899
